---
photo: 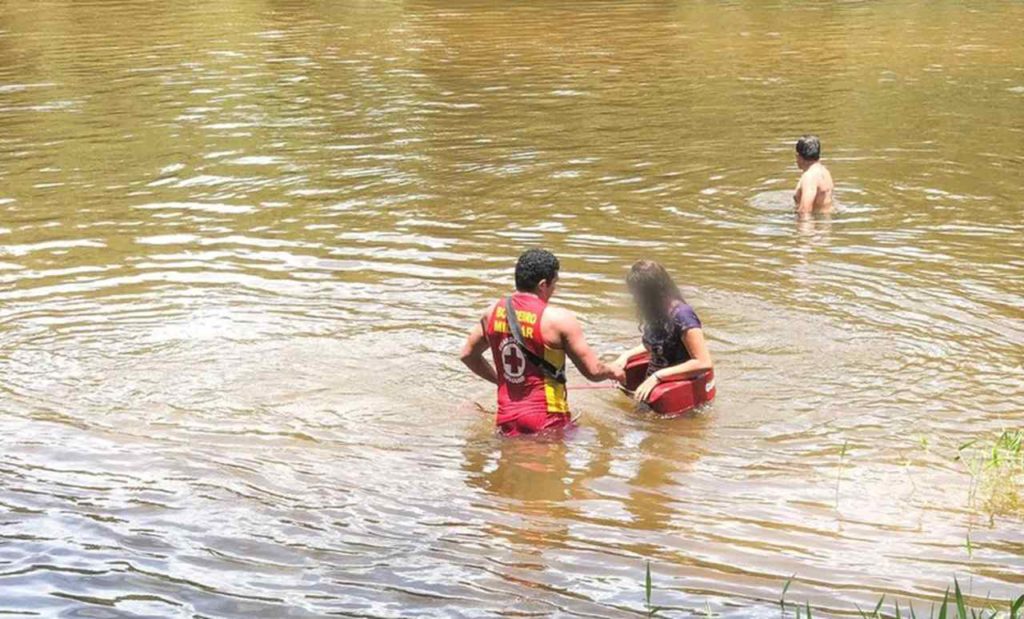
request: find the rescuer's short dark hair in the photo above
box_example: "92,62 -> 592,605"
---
515,249 -> 560,292
796,135 -> 822,161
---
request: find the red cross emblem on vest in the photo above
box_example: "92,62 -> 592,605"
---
500,339 -> 527,383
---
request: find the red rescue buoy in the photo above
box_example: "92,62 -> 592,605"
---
620,352 -> 715,416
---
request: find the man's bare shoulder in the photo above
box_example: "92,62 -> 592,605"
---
544,306 -> 587,339
819,164 -> 834,188
810,163 -> 832,182
540,304 -> 581,349
543,305 -> 577,326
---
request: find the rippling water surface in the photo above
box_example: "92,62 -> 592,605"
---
1,0 -> 1023,616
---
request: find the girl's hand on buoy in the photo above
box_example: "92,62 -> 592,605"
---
634,373 -> 661,402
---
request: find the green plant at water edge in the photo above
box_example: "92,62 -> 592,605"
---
791,578 -> 1023,619
836,439 -> 850,509
698,599 -> 718,618
789,596 -> 814,619
645,560 -> 664,617
854,594 -> 885,618
780,575 -> 794,617
956,430 -> 1024,516
641,565 -> 1023,618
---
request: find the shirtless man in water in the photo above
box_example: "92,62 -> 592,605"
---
793,135 -> 834,219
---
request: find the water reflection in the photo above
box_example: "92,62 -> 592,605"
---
462,411 -> 711,536
623,416 -> 710,532
463,435 -> 576,504
795,214 -> 834,239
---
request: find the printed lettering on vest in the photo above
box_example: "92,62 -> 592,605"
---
493,306 -> 535,338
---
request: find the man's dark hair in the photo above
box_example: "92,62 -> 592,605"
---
796,135 -> 821,161
515,249 -> 560,292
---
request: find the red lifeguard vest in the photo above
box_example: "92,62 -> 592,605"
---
485,293 -> 569,426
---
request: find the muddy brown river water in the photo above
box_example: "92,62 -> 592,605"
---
1,0 -> 1023,617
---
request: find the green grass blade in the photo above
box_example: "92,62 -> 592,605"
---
780,576 -> 794,613
938,588 -> 950,619
645,561 -> 652,608
954,579 -> 968,618
782,576 -> 793,598
958,440 -> 978,453
1012,594 -> 1024,619
874,595 -> 886,616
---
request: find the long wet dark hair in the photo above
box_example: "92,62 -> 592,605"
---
626,260 -> 683,333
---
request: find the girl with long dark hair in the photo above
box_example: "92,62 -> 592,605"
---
612,260 -> 713,403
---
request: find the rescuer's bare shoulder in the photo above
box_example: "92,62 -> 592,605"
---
541,305 -> 578,328
538,305 -> 581,345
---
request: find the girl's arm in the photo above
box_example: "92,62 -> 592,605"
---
655,328 -> 712,379
634,328 -> 712,401
614,344 -> 648,367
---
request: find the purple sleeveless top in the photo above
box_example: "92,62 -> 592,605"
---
642,302 -> 702,375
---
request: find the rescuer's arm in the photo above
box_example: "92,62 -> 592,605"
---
460,312 -> 498,385
634,328 -> 713,401
548,308 -> 625,383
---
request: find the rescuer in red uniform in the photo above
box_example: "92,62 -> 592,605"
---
460,249 -> 624,436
